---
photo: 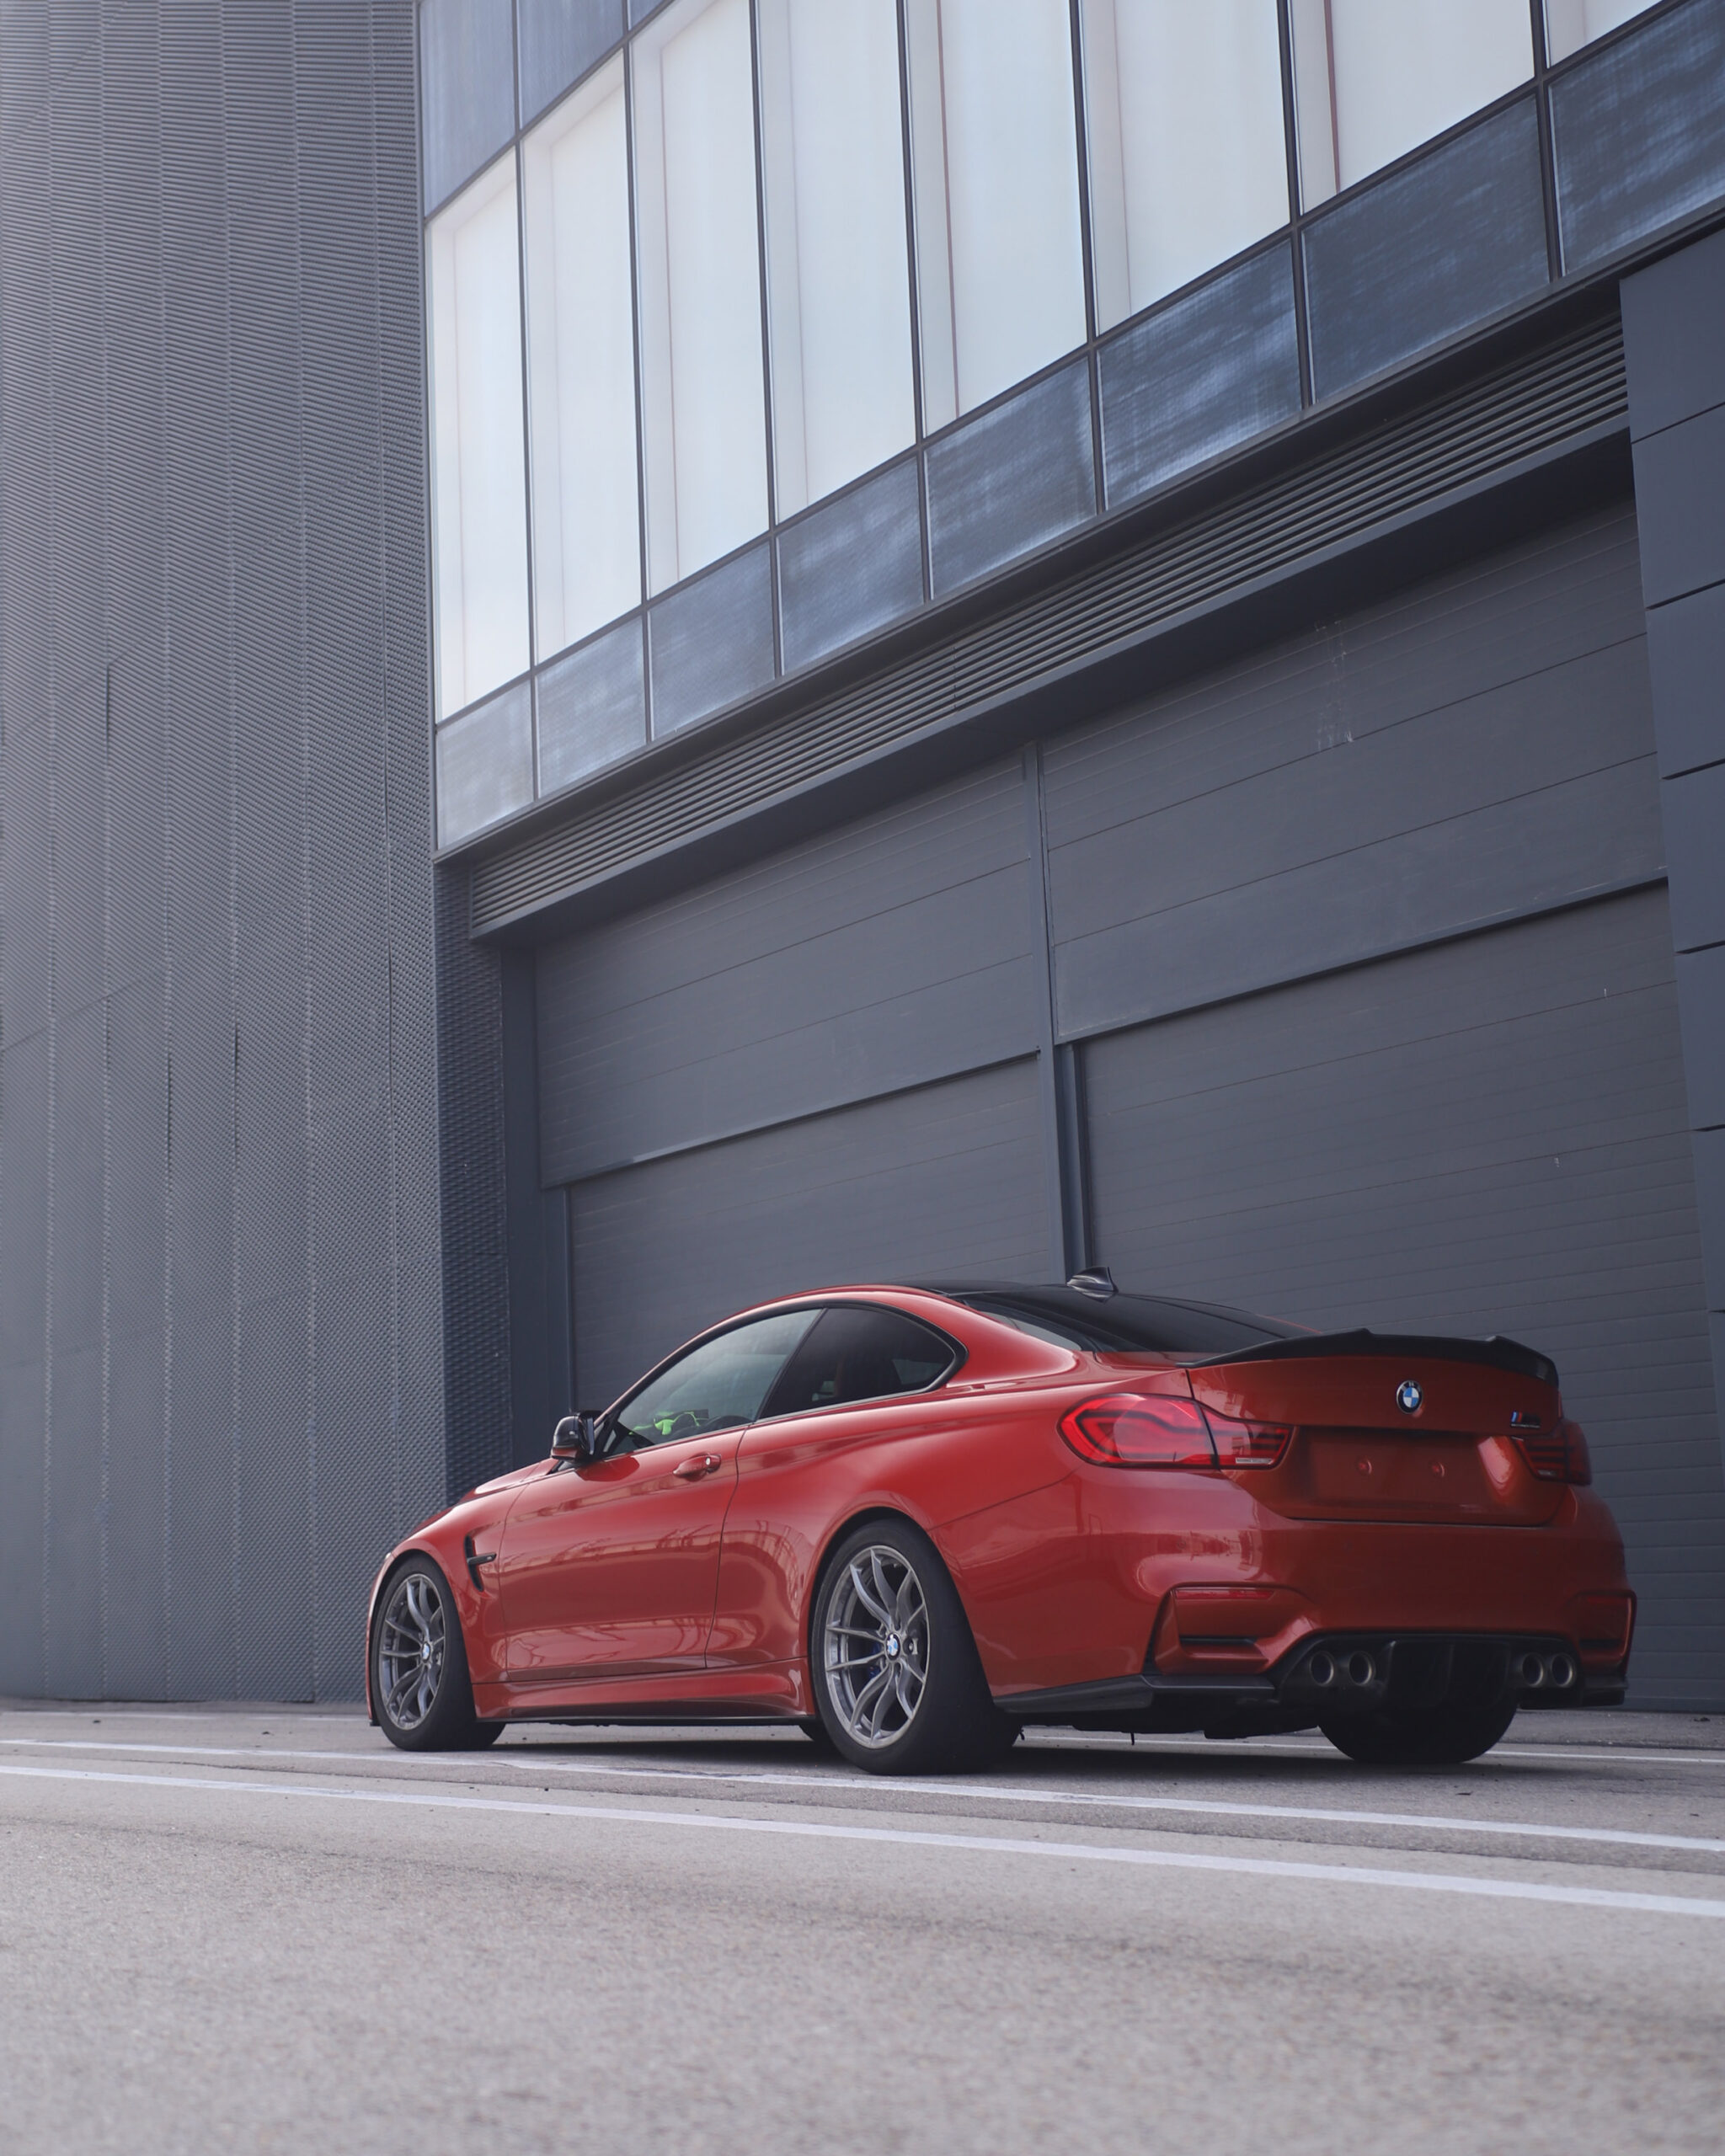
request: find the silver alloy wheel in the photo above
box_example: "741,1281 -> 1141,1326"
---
822,1545 -> 929,1748
377,1572 -> 446,1732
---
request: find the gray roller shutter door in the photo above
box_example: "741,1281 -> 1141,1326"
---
1081,886 -> 1725,1705
537,761 -> 1039,1188
569,1060 -> 1049,1408
545,760 -> 1055,1404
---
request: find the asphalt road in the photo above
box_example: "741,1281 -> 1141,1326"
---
1,1703 -> 1721,2155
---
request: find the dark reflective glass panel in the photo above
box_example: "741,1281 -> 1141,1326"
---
420,0 -> 516,211
1303,99 -> 1548,403
1099,246 -> 1300,510
518,0 -> 626,123
537,616 -> 647,794
927,361 -> 1097,597
435,680 -> 533,846
1552,0 -> 1725,269
777,461 -> 924,674
648,543 -> 776,737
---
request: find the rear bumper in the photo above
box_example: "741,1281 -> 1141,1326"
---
954,1470 -> 1634,1700
998,1627 -> 1629,1732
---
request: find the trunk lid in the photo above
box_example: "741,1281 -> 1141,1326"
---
1186,1331 -> 1565,1525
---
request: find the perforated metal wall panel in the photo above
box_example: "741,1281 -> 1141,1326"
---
0,0 -> 446,1701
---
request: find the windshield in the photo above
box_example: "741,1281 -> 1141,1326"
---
940,1284 -> 1306,1357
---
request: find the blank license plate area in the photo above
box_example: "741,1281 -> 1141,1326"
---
1298,1428 -> 1498,1518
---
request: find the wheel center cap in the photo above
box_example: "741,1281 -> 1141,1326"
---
886,1636 -> 900,1658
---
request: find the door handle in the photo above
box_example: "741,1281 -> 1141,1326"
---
673,1454 -> 722,1481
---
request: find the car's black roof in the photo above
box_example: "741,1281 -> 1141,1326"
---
918,1282 -> 1307,1357
917,1283 -> 1557,1384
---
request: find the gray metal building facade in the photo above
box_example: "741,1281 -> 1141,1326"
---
3,1 -> 1725,1705
0,1 -> 446,1700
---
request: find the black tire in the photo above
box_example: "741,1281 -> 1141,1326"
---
797,1716 -> 837,1753
810,1518 -> 1017,1775
371,1557 -> 504,1753
1321,1700 -> 1517,1767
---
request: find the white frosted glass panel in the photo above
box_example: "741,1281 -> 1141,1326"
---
905,0 -> 1087,427
1545,0 -> 1660,62
758,0 -> 916,514
523,59 -> 641,657
633,0 -> 769,591
1081,0 -> 1289,328
1291,0 -> 1533,206
428,159 -> 531,717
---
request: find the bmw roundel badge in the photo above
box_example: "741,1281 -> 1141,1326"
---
1396,1379 -> 1423,1416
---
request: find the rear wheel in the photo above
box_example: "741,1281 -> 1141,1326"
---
372,1559 -> 504,1753
1321,1700 -> 1517,1767
811,1519 -> 1017,1775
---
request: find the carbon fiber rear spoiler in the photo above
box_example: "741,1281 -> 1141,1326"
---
1192,1329 -> 1558,1389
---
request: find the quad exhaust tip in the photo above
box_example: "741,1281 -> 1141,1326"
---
1306,1649 -> 1376,1690
1301,1643 -> 1575,1694
1516,1650 -> 1578,1690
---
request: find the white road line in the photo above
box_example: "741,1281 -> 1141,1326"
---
0,1709 -> 362,1724
499,1755 -> 1725,1856
1,1760 -> 1722,1919
7,1721 -> 1721,1769
3,1736 -> 1720,1860
0,1738 -> 416,1766
1027,1732 -> 1725,1769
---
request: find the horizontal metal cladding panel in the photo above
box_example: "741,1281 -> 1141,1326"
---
0,1033 -> 51,1696
471,318 -> 1629,935
569,1059 -> 1050,1409
537,760 -> 1039,1185
104,1325 -> 168,1699
1081,887 -> 1725,1705
45,1001 -> 108,1698
1045,505 -> 1661,1038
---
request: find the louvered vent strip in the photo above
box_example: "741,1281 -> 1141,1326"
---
472,321 -> 1625,934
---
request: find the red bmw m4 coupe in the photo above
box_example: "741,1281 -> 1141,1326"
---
366,1275 -> 1634,1771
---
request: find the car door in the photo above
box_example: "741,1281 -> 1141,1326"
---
708,1303 -> 961,1673
494,1309 -> 817,1687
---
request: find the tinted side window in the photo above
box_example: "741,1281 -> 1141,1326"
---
761,1306 -> 954,1417
611,1310 -> 818,1449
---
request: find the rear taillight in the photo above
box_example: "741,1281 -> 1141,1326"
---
1203,1408 -> 1292,1470
1059,1395 -> 1214,1466
1514,1417 -> 1592,1485
1059,1394 -> 1290,1470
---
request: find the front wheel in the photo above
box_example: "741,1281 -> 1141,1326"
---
1321,1700 -> 1517,1767
811,1519 -> 1017,1775
371,1558 -> 504,1752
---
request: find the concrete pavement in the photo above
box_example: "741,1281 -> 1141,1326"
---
1,1702 -> 1721,2153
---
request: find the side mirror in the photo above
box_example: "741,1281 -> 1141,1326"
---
551,1411 -> 601,1463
